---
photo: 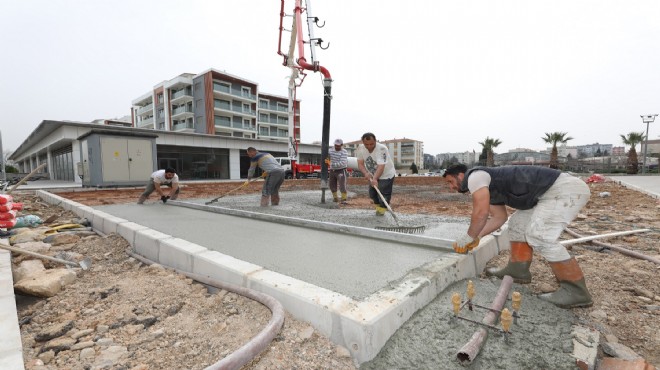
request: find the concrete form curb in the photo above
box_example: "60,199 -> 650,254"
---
35,190 -> 506,364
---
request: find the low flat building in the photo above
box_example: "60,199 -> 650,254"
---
8,120 -> 322,184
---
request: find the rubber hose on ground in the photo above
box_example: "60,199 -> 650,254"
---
126,249 -> 285,370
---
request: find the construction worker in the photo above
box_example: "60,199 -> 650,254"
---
327,138 -> 349,204
443,163 -> 593,309
137,168 -> 180,204
357,132 -> 396,216
246,147 -> 285,207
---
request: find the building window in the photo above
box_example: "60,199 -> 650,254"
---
157,93 -> 164,104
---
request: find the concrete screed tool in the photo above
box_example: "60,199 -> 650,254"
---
372,185 -> 425,234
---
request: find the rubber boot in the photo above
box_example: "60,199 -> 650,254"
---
484,242 -> 533,284
341,192 -> 348,204
260,196 -> 270,207
137,195 -> 147,204
538,258 -> 593,309
332,192 -> 338,202
271,194 -> 280,206
375,205 -> 386,216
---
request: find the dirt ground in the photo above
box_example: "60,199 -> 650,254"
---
9,175 -> 660,368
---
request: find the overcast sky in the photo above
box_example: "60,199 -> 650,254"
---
1,0 -> 659,155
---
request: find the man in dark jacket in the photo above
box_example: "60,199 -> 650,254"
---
443,164 -> 592,309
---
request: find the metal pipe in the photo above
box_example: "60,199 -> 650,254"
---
293,0 -> 331,79
559,229 -> 651,246
565,228 -> 660,265
457,276 -> 513,365
126,250 -> 285,370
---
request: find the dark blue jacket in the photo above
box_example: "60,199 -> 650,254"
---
459,166 -> 561,210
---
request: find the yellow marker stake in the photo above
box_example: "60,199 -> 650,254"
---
466,280 -> 475,301
500,308 -> 513,333
512,291 -> 522,311
451,293 -> 461,316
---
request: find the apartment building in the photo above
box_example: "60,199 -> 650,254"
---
131,69 -> 300,143
435,151 -> 477,166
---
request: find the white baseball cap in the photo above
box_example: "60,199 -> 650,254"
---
334,138 -> 343,145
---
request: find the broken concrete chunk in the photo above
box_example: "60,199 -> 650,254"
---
14,268 -> 77,297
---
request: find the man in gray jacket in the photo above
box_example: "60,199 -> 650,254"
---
443,164 -> 592,309
246,147 -> 285,207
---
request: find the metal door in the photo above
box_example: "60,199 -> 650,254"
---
127,139 -> 153,181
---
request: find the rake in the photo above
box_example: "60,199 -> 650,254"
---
373,186 -> 425,234
205,177 -> 260,205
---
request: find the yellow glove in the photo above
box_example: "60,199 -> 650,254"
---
325,158 -> 331,166
261,172 -> 268,178
452,234 -> 480,254
243,180 -> 250,186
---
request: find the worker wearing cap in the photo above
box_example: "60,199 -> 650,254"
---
137,168 -> 180,204
356,132 -> 396,216
246,147 -> 285,207
326,138 -> 349,204
443,163 -> 593,309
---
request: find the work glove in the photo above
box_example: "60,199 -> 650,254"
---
243,180 -> 250,186
161,195 -> 169,203
261,172 -> 268,178
452,233 -> 480,254
325,158 -> 331,166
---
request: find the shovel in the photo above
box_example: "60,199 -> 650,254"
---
205,177 -> 260,205
372,185 -> 425,234
0,244 -> 92,270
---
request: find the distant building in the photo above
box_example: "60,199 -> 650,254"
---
436,151 -> 477,166
542,145 -> 578,158
576,143 -> 613,157
641,139 -> 660,157
495,148 -> 550,166
611,146 -> 625,156
131,69 -> 300,143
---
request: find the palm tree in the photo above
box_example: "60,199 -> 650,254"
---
478,137 -> 502,167
620,132 -> 645,174
542,132 -> 573,169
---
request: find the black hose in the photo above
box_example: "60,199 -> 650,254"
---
125,249 -> 285,370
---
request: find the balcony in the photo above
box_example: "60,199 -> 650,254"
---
138,117 -> 154,128
172,105 -> 194,119
258,103 -> 289,113
214,101 -> 255,118
137,104 -> 153,116
257,116 -> 289,126
212,82 -> 256,102
171,90 -> 193,105
173,121 -> 195,132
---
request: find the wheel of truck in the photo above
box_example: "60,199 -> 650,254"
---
285,172 -> 293,179
297,173 -> 307,179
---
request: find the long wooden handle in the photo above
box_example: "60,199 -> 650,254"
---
0,243 -> 78,267
7,163 -> 47,195
207,178 -> 259,204
372,185 -> 400,224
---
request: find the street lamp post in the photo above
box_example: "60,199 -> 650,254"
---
640,114 -> 658,174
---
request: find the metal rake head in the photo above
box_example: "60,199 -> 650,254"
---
375,225 -> 426,234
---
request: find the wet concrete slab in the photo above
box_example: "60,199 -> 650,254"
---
37,189 -> 505,364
